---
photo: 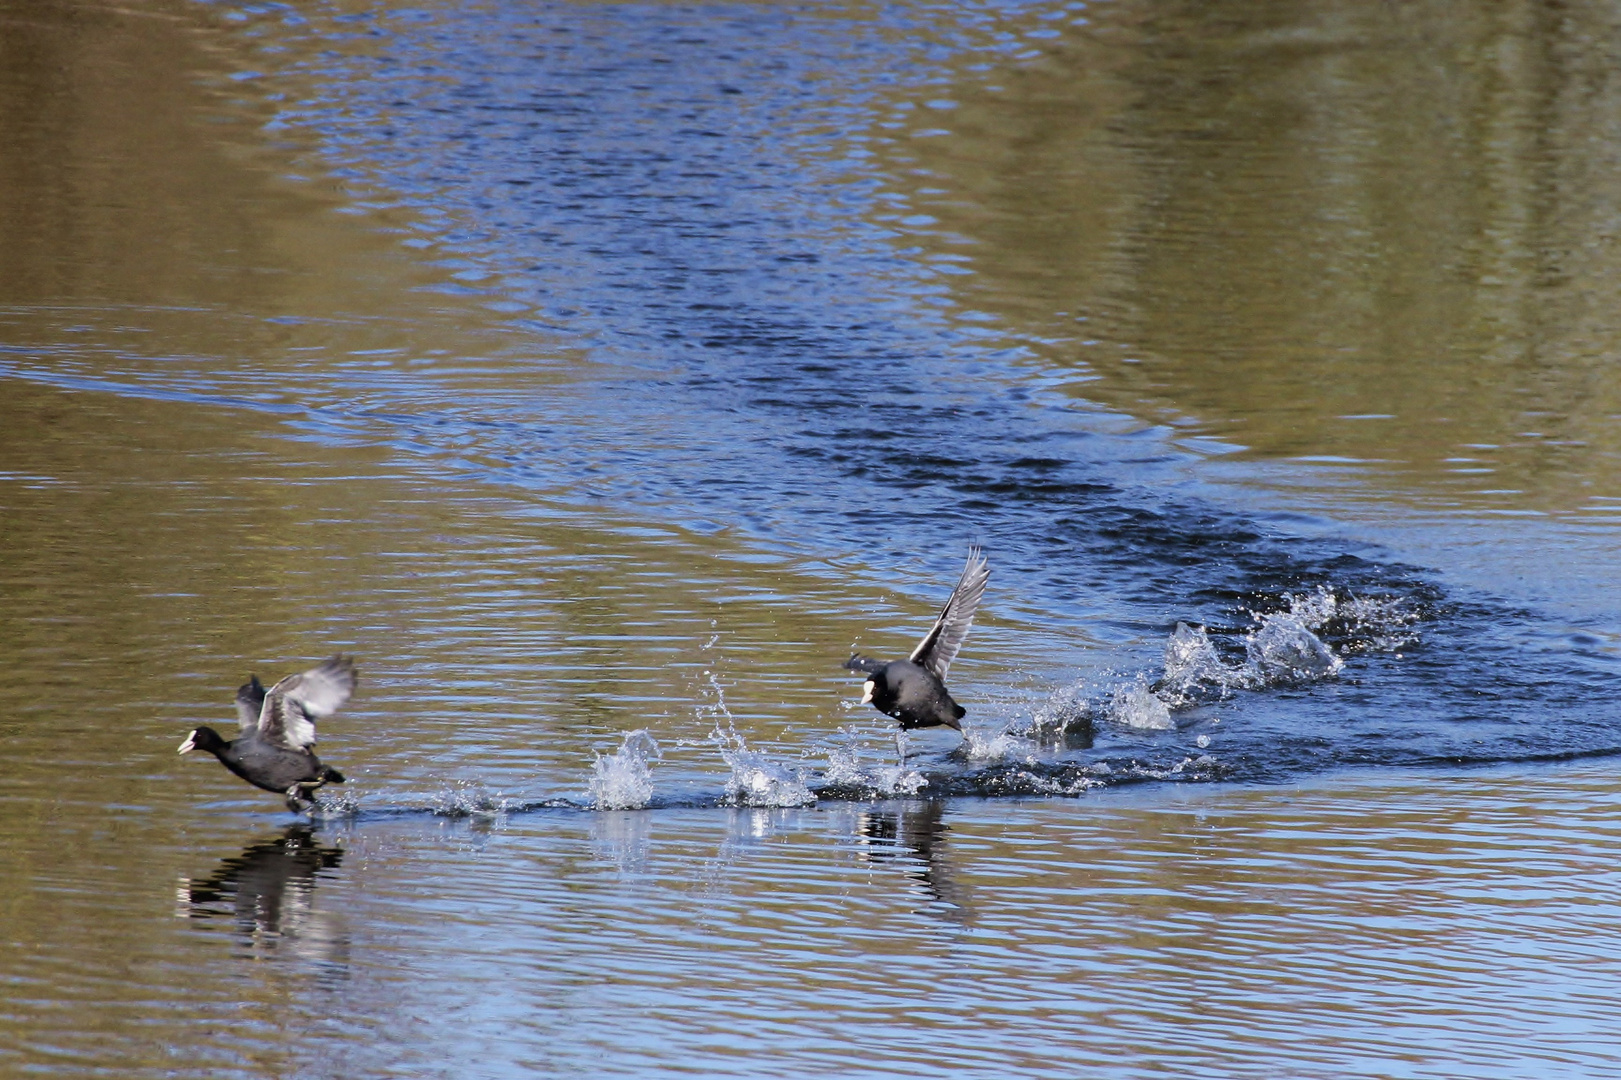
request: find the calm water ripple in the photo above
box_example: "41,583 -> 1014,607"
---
5,0 -> 1621,1075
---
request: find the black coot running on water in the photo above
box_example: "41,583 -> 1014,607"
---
178,655 -> 358,812
844,547 -> 990,761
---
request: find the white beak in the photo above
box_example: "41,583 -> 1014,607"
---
177,732 -> 197,755
861,680 -> 875,704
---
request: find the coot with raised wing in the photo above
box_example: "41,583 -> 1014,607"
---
845,547 -> 989,758
178,655 -> 357,812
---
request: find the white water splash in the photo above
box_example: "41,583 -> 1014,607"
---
1022,670 -> 1172,736
431,778 -> 511,818
995,586 -> 1395,746
698,671 -> 814,807
993,762 -> 1113,797
1135,754 -> 1221,780
822,743 -> 927,796
1336,594 -> 1421,653
310,787 -> 361,818
1246,590 -> 1343,681
959,726 -> 1038,762
1028,679 -> 1094,736
586,729 -> 660,811
1107,675 -> 1175,730
712,723 -> 816,807
1161,622 -> 1248,703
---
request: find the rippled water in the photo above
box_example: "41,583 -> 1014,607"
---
4,0 -> 1621,1075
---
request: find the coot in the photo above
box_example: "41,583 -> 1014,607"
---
178,655 -> 357,812
845,547 -> 989,758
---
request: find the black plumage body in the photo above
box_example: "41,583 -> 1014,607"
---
179,655 -> 357,812
848,657 -> 966,731
182,725 -> 345,799
845,547 -> 988,749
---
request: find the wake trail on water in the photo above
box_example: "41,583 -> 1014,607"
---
296,584 -> 1512,820
293,573 -> 1621,820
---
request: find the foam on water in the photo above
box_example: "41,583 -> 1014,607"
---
586,729 -> 660,811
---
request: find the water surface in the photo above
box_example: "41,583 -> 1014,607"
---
3,0 -> 1620,1075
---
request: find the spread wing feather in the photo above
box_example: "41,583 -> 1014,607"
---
235,675 -> 266,733
254,655 -> 358,751
908,546 -> 989,680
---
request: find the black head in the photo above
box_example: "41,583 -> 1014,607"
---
178,726 -> 228,756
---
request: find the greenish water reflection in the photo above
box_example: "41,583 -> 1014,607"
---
886,0 -> 1621,516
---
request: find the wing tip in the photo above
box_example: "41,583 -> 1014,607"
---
964,542 -> 988,576
319,653 -> 359,688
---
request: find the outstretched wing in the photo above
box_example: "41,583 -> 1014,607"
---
908,546 -> 989,681
844,653 -> 888,675
256,655 -> 358,751
235,675 -> 267,733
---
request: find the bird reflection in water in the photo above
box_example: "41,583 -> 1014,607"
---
857,800 -> 968,921
177,825 -> 349,972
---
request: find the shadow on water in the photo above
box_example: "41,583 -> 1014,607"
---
178,826 -> 349,973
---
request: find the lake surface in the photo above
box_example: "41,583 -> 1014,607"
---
3,0 -> 1621,1075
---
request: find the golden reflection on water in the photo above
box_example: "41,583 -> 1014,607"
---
886,0 -> 1621,516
